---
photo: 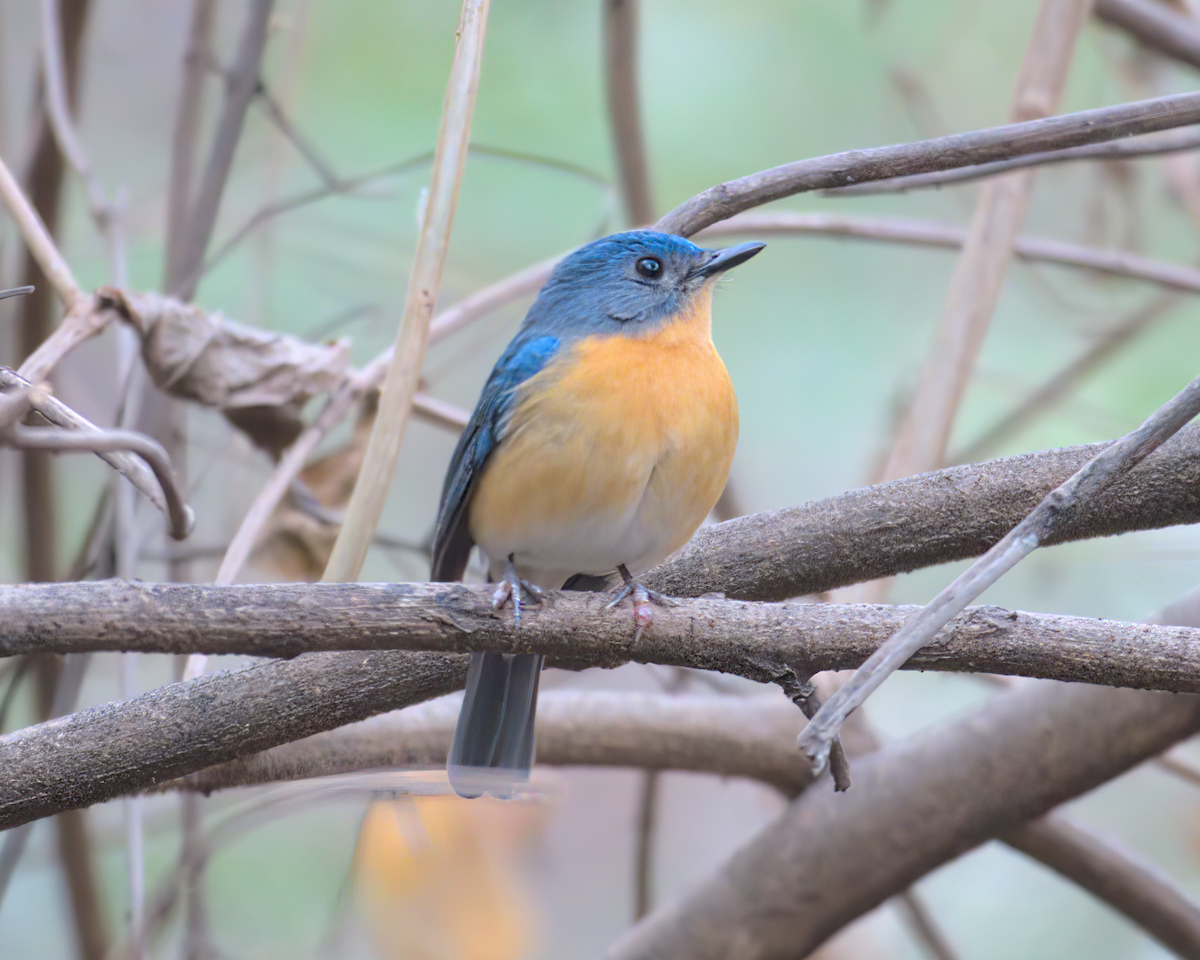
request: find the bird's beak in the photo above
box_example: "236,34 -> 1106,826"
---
690,241 -> 766,279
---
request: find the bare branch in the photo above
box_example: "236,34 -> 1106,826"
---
8,422 -> 1200,830
159,689 -> 1200,960
953,292 -> 1181,463
1095,0 -> 1200,72
604,0 -> 655,225
12,581 -> 1200,697
39,0 -> 121,276
16,295 -> 112,385
798,366 -> 1200,773
1004,813 -> 1200,960
163,692 -> 812,795
0,367 -> 194,538
655,90 -> 1200,238
0,650 -> 467,831
0,149 -> 81,307
702,211 -> 1200,294
0,425 -> 192,540
163,0 -> 216,289
604,683 -> 1200,960
882,0 -> 1090,481
819,127 -> 1200,197
648,421 -> 1200,602
324,0 -> 491,583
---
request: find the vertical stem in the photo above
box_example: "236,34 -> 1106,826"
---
164,0 -> 216,290
16,0 -> 91,583
881,0 -> 1094,482
323,0 -> 492,584
603,0 -> 655,225
633,769 -> 660,920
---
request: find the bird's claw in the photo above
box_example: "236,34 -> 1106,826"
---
606,564 -> 676,635
492,555 -> 543,629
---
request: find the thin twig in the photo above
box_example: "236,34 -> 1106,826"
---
604,0 -> 654,225
323,0 -> 491,583
0,421 -> 193,540
0,367 -> 185,534
39,0 -> 120,275
894,890 -> 961,960
819,126 -> 1200,197
633,770 -> 661,921
253,79 -> 341,188
0,148 -> 81,307
164,0 -> 216,289
656,89 -> 1200,238
797,366 -> 1200,774
701,211 -> 1200,294
16,293 -> 112,385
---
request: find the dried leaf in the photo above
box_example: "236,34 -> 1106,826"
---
102,286 -> 349,456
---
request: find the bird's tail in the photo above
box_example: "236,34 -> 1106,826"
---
448,651 -> 543,799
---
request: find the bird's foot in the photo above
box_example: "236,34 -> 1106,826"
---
492,554 -> 544,629
606,563 -> 677,634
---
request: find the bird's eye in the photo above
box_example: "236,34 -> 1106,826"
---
636,257 -> 662,278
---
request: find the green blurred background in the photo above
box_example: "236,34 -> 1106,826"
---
3,1 -> 1200,958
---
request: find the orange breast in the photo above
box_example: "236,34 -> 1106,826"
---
468,288 -> 738,581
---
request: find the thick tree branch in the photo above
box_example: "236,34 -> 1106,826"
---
7,580 -> 1200,693
161,692 -> 814,795
4,424 -> 1200,830
647,421 -> 1200,601
0,651 -> 465,831
604,683 -> 1200,960
163,692 -> 1200,960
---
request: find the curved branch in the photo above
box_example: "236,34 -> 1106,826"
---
817,127 -> 1200,198
159,692 -> 1200,960
1,425 -> 192,539
0,366 -> 193,537
1004,814 -> 1200,960
656,90 -> 1200,237
604,683 -> 1200,960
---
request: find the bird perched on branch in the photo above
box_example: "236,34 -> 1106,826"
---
432,229 -> 765,799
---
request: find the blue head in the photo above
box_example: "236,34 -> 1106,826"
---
521,230 -> 765,339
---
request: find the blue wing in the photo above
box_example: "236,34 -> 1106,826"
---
431,333 -> 561,580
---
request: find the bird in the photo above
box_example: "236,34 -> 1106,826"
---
431,229 -> 765,799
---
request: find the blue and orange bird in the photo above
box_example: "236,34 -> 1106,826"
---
431,230 -> 765,799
